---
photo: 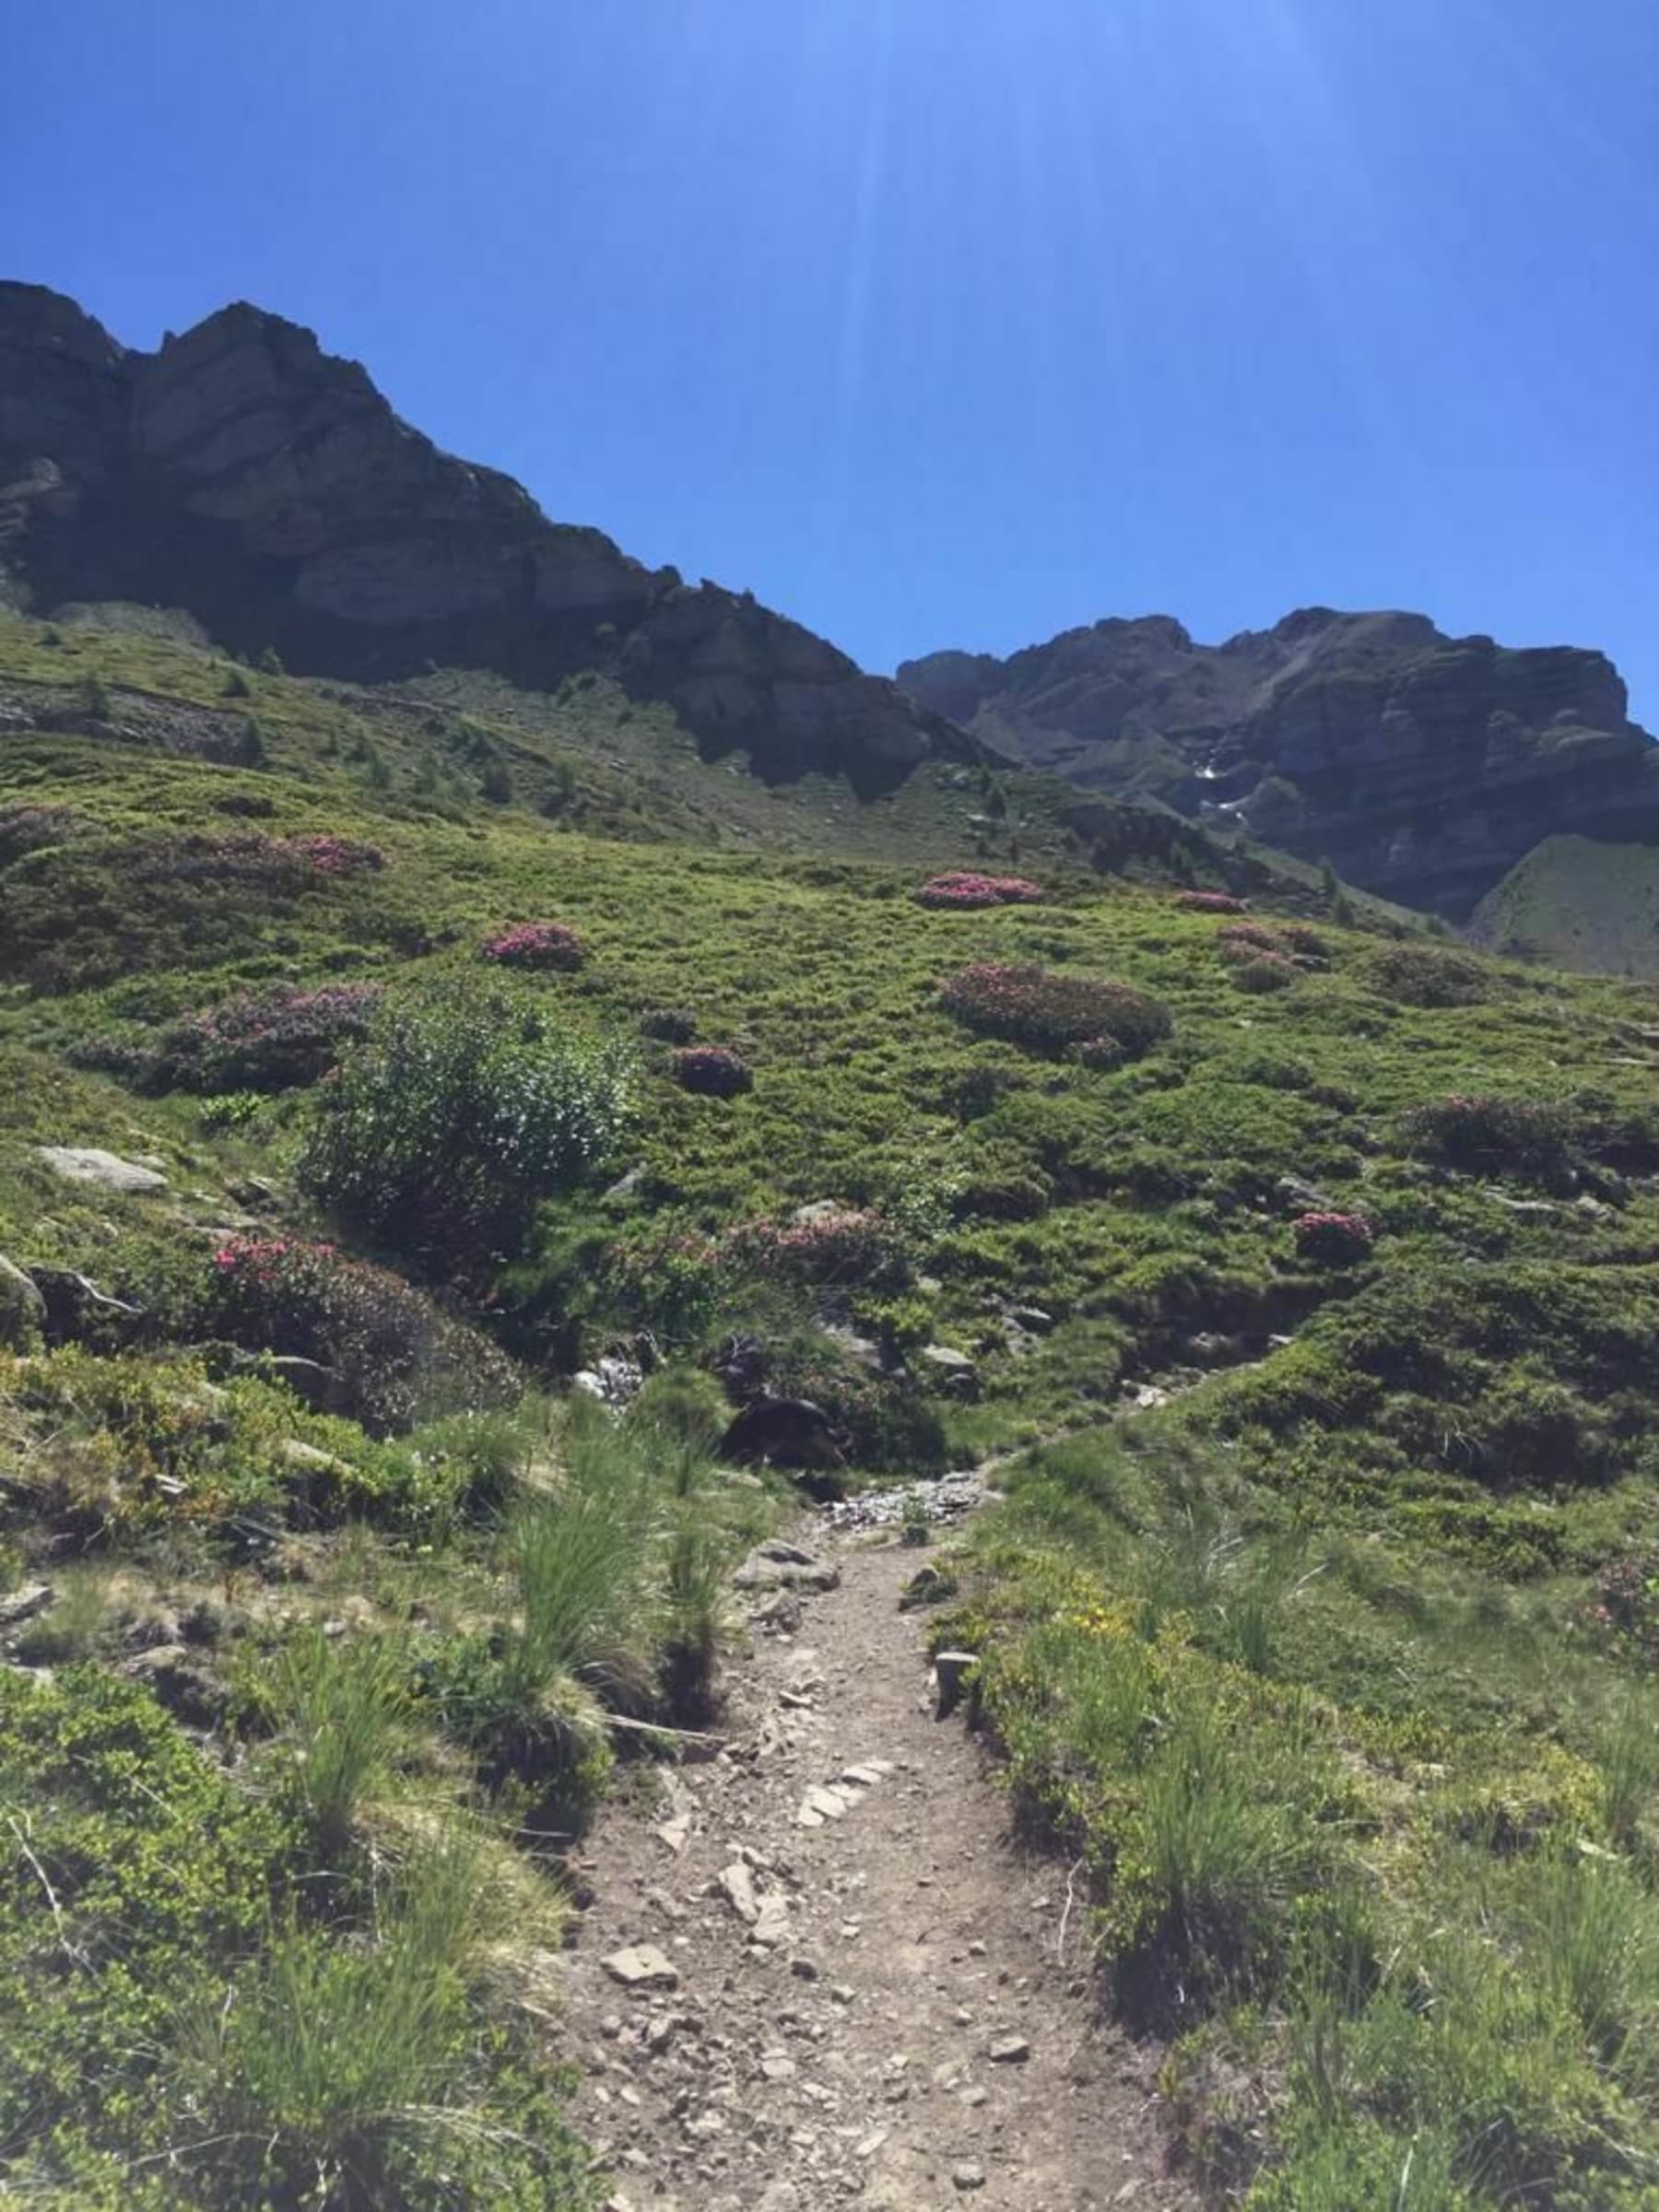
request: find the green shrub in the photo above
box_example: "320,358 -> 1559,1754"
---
1231,953 -> 1299,994
1398,1093 -> 1571,1182
300,982 -> 636,1265
1368,941 -> 1489,1007
0,1666 -> 288,2184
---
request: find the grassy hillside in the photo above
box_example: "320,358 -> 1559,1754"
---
1471,833 -> 1659,980
6,611 -> 1659,2206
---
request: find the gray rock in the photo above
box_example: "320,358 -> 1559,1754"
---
33,1146 -> 168,1194
0,1582 -> 53,1628
602,1945 -> 680,1990
987,2035 -> 1030,2064
28,1266 -> 143,1344
735,1543 -> 840,1594
902,607 -> 1659,915
0,1253 -> 44,1348
122,1643 -> 227,1727
1007,1304 -> 1055,1335
920,1346 -> 980,1401
718,1862 -> 760,1924
935,1651 -> 979,1721
953,2162 -> 988,2192
1,284 -> 988,804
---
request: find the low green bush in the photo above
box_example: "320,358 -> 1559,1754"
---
1398,1092 -> 1572,1182
300,981 -> 636,1266
1368,940 -> 1490,1007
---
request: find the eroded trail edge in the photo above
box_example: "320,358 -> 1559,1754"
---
559,1511 -> 1194,2211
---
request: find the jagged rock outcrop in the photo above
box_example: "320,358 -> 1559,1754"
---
0,282 -> 978,795
900,609 -> 1659,913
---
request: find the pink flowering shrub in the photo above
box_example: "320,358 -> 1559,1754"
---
1583,1547 -> 1659,1670
149,982 -> 382,1092
131,830 -> 384,888
285,833 -> 384,877
479,920 -> 585,971
1175,890 -> 1250,914
725,1206 -> 911,1293
1217,924 -> 1287,961
1292,1211 -> 1374,1266
939,962 -> 1171,1058
0,801 -> 81,866
674,1045 -> 753,1098
204,1236 -> 517,1434
915,871 -> 1044,910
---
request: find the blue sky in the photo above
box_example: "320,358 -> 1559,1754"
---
8,0 -> 1658,719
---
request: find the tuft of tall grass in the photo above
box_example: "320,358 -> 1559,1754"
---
506,1403 -> 660,1706
181,1829 -> 494,2206
267,1625 -> 412,1863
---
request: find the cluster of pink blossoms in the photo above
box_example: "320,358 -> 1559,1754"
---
673,1045 -> 753,1097
479,920 -> 585,970
915,871 -> 1043,910
1291,1212 -> 1374,1266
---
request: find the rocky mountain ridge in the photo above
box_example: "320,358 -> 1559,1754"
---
0,282 -> 979,796
900,609 -> 1659,913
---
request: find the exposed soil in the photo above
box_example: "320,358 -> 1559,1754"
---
559,1504 -> 1195,2211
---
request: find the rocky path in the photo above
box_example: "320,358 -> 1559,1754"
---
559,1503 -> 1194,2211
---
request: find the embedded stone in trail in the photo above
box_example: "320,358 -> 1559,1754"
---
735,1539 -> 840,1593
602,1944 -> 680,1990
719,1861 -> 761,1924
935,1650 -> 979,1720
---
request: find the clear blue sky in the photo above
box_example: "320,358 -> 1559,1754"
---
8,0 -> 1658,720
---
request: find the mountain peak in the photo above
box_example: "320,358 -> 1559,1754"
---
0,284 -> 984,796
902,605 -> 1655,912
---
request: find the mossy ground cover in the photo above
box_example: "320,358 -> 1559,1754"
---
6,611 -> 1659,2203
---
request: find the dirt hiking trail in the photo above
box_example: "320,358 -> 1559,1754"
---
559,1496 -> 1195,2211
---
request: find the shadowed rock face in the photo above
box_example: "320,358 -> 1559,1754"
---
900,610 -> 1659,914
0,282 -> 979,796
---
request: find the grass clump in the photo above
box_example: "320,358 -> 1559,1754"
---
181,1830 -> 595,2210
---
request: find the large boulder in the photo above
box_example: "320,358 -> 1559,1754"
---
33,1146 -> 169,1194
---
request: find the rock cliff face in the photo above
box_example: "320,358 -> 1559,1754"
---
900,610 -> 1659,914
0,283 -> 976,795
